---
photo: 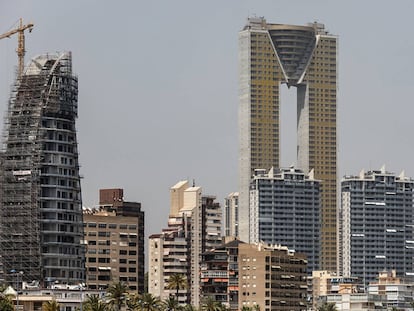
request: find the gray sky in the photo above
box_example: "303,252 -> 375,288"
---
1,1 -> 414,239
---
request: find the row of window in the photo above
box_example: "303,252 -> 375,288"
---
85,223 -> 137,229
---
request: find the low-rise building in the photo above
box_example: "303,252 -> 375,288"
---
311,271 -> 361,310
368,270 -> 414,310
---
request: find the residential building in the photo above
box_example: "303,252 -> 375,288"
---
322,293 -> 384,311
249,167 -> 320,273
148,181 -> 222,306
0,52 -> 85,285
224,192 -> 239,238
238,242 -> 307,311
368,270 -> 414,310
319,271 -> 414,311
339,167 -> 414,286
83,189 -> 144,292
7,285 -> 102,311
200,238 -> 244,311
311,271 -> 360,310
238,17 -> 338,271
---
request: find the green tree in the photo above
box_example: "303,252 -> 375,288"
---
42,299 -> 60,311
126,293 -> 141,311
83,294 -> 108,311
162,296 -> 182,311
166,273 -> 187,300
201,297 -> 225,311
136,293 -> 161,311
107,282 -> 128,311
317,302 -> 338,311
0,293 -> 13,311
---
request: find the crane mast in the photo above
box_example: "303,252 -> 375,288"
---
0,18 -> 34,78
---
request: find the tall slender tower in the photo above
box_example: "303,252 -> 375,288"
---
0,52 -> 85,284
238,17 -> 338,271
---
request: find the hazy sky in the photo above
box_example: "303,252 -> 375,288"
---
1,1 -> 414,239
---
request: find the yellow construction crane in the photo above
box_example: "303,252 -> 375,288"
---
0,18 -> 34,78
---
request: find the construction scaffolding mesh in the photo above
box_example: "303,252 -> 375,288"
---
0,52 -> 85,285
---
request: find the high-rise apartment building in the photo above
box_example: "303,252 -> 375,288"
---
83,189 -> 145,292
148,181 -> 222,306
249,167 -> 320,273
238,17 -> 338,270
0,52 -> 85,284
224,192 -> 239,238
339,168 -> 414,286
238,243 -> 307,311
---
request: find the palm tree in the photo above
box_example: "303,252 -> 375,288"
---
126,293 -> 140,311
107,281 -> 128,311
42,299 -> 60,311
162,296 -> 181,311
252,305 -> 260,311
317,302 -> 337,311
182,304 -> 198,311
241,307 -> 252,311
166,273 -> 187,300
83,294 -> 108,311
136,293 -> 161,311
201,297 -> 224,311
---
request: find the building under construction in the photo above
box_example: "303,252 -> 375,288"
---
0,52 -> 85,285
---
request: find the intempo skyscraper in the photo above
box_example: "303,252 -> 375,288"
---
0,52 -> 85,284
239,17 -> 338,271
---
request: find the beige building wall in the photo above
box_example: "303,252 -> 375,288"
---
83,209 -> 143,292
148,235 -> 164,298
170,181 -> 189,217
238,243 -> 307,311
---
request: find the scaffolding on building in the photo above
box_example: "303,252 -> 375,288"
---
0,52 -> 84,285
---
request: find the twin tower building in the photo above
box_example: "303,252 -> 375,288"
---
238,17 -> 338,271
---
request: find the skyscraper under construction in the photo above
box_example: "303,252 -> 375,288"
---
238,17 -> 338,271
0,52 -> 85,285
